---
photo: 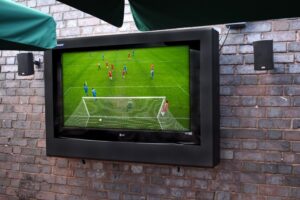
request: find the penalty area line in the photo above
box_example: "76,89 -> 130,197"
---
176,84 -> 189,96
82,96 -> 166,99
65,115 -> 189,120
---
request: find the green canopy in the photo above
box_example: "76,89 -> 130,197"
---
57,0 -> 124,27
0,0 -> 56,50
58,0 -> 299,31
129,0 -> 299,31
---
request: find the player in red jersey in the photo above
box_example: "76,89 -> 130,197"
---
111,64 -> 114,71
128,52 -> 131,60
108,70 -> 112,80
106,61 -> 109,69
122,69 -> 126,79
161,100 -> 169,117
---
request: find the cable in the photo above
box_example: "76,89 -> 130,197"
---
219,26 -> 231,53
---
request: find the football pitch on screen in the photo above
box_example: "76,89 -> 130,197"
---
63,46 -> 190,131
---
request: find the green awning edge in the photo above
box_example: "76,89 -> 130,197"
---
0,0 -> 57,50
57,0 -> 124,27
129,0 -> 300,31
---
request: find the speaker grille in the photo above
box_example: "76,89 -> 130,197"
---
17,53 -> 34,76
253,40 -> 274,70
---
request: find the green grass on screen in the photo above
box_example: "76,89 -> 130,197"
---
62,46 -> 190,131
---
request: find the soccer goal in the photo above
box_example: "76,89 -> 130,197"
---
79,96 -> 166,130
64,96 -> 189,131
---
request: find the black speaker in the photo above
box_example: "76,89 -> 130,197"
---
17,53 -> 34,76
253,40 -> 274,70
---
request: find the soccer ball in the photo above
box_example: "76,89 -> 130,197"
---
99,118 -> 102,122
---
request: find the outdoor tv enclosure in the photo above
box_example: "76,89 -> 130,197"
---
45,28 -> 219,167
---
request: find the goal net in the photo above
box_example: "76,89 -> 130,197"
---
65,96 -> 166,130
64,96 -> 189,131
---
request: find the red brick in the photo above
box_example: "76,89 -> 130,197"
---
234,107 -> 265,117
220,96 -> 240,106
235,151 -> 264,161
264,152 -> 282,162
291,142 -> 300,152
29,96 -> 45,104
258,119 -> 291,129
231,194 -> 266,200
51,185 -> 72,194
235,86 -> 265,96
150,176 -> 164,185
259,96 -> 291,106
259,185 -> 290,197
53,167 -> 72,176
37,139 -> 46,148
260,74 -> 292,85
36,191 -> 55,200
194,179 -> 208,189
103,182 -> 129,193
284,131 -> 300,140
266,86 -> 284,95
186,169 -> 215,179
211,181 -> 239,192
240,172 -> 265,184
195,191 -> 214,199
285,175 -> 300,186
240,118 -> 257,128
165,178 -> 191,187
258,141 -> 290,151
67,177 -> 88,187
266,174 -> 285,185
20,164 -> 40,173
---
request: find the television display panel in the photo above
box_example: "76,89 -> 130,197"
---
45,28 -> 220,167
62,46 -> 190,132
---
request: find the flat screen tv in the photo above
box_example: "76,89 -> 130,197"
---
45,28 -> 219,167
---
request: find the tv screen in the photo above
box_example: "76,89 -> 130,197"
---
45,28 -> 220,167
62,46 -> 190,132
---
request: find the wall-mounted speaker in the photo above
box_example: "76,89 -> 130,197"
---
253,40 -> 274,70
17,53 -> 34,76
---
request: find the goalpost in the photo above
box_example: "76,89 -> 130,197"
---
81,96 -> 166,129
64,96 -> 188,131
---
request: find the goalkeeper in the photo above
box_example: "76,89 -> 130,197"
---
127,99 -> 133,111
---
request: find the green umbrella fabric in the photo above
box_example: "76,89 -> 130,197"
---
58,0 -> 299,31
129,0 -> 299,31
57,0 -> 124,27
0,0 -> 56,50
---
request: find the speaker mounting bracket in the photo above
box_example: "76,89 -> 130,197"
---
225,22 -> 246,29
34,59 -> 41,68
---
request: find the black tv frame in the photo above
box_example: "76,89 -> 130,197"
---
44,28 -> 219,167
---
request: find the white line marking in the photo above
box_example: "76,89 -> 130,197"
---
64,60 -> 184,65
157,97 -> 166,130
82,98 -> 90,117
82,96 -> 166,99
64,87 -> 72,96
65,85 -> 190,95
64,85 -> 187,96
65,115 -> 189,120
157,98 -> 166,119
67,85 -> 180,89
176,84 -> 189,96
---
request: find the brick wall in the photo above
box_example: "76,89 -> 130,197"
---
1,0 -> 300,199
